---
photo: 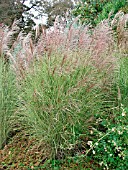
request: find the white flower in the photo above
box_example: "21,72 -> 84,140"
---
122,111 -> 126,116
93,150 -> 95,154
116,147 -> 122,152
104,146 -> 107,151
87,141 -> 93,146
104,148 -> 107,152
99,162 -> 103,166
118,153 -> 121,157
90,130 -> 93,134
112,140 -> 116,146
121,103 -> 123,107
112,127 -> 116,132
95,142 -> 98,146
96,118 -> 102,123
118,130 -> 123,135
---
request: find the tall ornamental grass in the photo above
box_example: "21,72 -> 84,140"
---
0,13 -> 117,158
0,57 -> 18,149
0,11 -> 127,163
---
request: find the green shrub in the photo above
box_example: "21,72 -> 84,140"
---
72,0 -> 127,26
96,0 -> 128,25
89,124 -> 128,169
86,100 -> 128,169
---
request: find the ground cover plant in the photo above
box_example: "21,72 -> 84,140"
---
0,10 -> 128,170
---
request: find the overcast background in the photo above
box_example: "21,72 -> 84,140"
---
24,0 -> 77,25
24,0 -> 48,24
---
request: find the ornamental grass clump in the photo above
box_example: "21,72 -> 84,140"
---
17,38 -> 117,158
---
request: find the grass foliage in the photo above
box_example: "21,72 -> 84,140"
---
0,58 -> 18,149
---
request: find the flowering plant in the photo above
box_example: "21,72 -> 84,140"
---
87,104 -> 128,169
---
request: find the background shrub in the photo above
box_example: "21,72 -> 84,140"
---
72,0 -> 127,26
